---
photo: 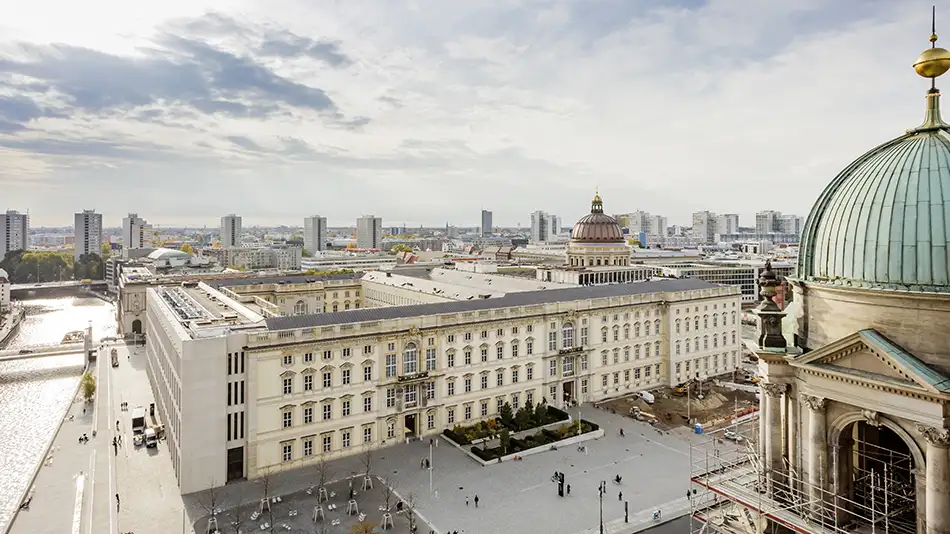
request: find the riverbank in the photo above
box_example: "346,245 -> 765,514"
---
0,308 -> 25,349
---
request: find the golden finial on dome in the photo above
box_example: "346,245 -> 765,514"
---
914,6 -> 950,80
593,186 -> 602,203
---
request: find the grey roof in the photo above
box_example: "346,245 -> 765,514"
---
266,278 -> 721,331
211,273 -> 362,288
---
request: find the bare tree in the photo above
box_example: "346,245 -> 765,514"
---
258,467 -> 275,531
196,479 -> 224,534
313,451 -> 333,502
402,492 -> 419,533
227,487 -> 251,534
380,478 -> 397,512
360,443 -> 374,490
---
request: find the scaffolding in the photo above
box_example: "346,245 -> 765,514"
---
688,415 -> 918,534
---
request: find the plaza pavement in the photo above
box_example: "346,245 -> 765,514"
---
186,405 -> 725,534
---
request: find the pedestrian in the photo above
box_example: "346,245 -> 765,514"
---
115,493 -> 120,512
619,491 -> 623,501
421,458 -> 425,469
686,490 -> 691,500
113,441 -> 118,456
567,484 -> 571,495
474,495 -> 479,508
465,496 -> 469,506
116,420 -> 119,431
118,435 -> 122,446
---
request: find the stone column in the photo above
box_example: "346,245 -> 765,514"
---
917,425 -> 950,534
786,392 -> 799,494
802,395 -> 827,514
832,436 -> 853,527
762,383 -> 787,490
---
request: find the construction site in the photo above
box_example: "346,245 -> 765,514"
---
600,379 -> 760,431
687,417 -> 919,534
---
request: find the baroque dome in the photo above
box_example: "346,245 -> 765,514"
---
798,89 -> 950,292
570,192 -> 625,243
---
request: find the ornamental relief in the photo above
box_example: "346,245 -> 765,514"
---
801,394 -> 826,412
916,424 -> 950,447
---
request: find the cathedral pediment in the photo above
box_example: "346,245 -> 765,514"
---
790,329 -> 950,395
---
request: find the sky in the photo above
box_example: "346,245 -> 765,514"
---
0,0 -> 944,228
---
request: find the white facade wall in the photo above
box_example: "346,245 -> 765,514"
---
0,210 -> 29,258
74,210 -> 103,262
122,213 -> 153,250
0,275 -> 10,311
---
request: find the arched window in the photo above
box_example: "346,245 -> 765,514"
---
294,300 -> 308,315
654,319 -> 660,333
703,336 -> 709,350
654,343 -> 660,357
712,315 -> 718,328
344,300 -> 351,311
562,323 -> 574,349
685,317 -> 690,332
623,324 -> 630,340
694,337 -> 699,352
713,335 -> 718,348
675,341 -> 681,355
644,342 -> 651,357
731,311 -> 736,325
332,303 -> 339,312
703,315 -> 708,329
634,322 -> 641,337
403,343 -> 418,374
612,325 -> 619,341
644,322 -> 650,336
601,327 -> 608,343
694,318 -> 699,331
675,319 -> 681,334
723,333 -> 728,346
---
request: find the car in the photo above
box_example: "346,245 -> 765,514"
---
724,430 -> 743,443
18,349 -> 33,354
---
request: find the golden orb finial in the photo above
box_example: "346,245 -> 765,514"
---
915,6 -> 950,79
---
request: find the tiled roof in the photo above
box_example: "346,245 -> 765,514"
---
266,278 -> 724,331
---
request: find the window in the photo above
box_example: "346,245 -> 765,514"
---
323,371 -> 332,388
527,390 -> 534,405
481,375 -> 488,389
512,368 -> 519,383
303,437 -> 313,457
550,385 -> 557,398
731,311 -> 736,325
304,374 -> 313,391
323,404 -> 332,420
342,429 -> 351,449
447,351 -> 456,368
388,342 -> 395,351
581,379 -> 588,394
447,408 -> 455,424
304,406 -> 313,424
464,405 -> 472,420
481,330 -> 488,339
601,351 -> 608,366
676,362 -> 682,374
623,325 -> 630,340
496,397 -> 504,413
511,341 -> 519,358
624,347 -> 630,362
695,318 -> 699,330
323,434 -> 332,453
343,348 -> 351,358
526,366 -> 533,380
342,399 -> 351,417
323,350 -> 332,361
512,326 -> 519,335
685,318 -> 690,333
644,322 -> 650,336
426,349 -> 437,371
464,377 -> 472,392
480,346 -> 488,362
363,365 -> 372,382
704,316 -> 709,329
481,400 -> 489,416
282,410 -> 293,428
496,328 -> 504,337
624,369 -> 630,382
282,354 -> 293,366
363,396 -> 372,412
713,315 -> 718,328
282,442 -> 293,462
580,327 -> 588,346
581,355 -> 589,370
428,337 -> 436,346
464,332 -> 472,342
387,419 -> 396,438
403,343 -> 418,374
613,349 -> 619,364
731,331 -> 736,344
601,327 -> 608,343
425,381 -> 435,400
675,319 -> 681,334
602,375 -> 608,387
713,336 -> 718,348
676,341 -> 681,355
704,336 -> 709,350
427,413 -> 435,430
655,343 -> 660,357
548,330 -> 557,351
549,359 -> 557,377
447,381 -> 455,396
563,358 -> 574,376
342,368 -> 351,385
283,377 -> 293,395
526,339 -> 534,355
527,324 -> 533,333
562,323 -> 574,349
304,352 -> 314,363
512,393 -> 520,410
464,348 -> 472,365
401,385 -> 416,406
496,370 -> 504,387
386,354 -> 397,378
496,344 -> 504,360
386,388 -> 396,408
613,325 -> 619,341
364,426 -> 373,443
635,323 -> 641,337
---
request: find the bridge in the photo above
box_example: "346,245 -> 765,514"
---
10,280 -> 109,299
0,342 -> 87,362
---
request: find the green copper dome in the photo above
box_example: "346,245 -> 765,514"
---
799,89 -> 950,293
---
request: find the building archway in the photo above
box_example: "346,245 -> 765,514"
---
829,412 -> 923,534
131,319 -> 142,334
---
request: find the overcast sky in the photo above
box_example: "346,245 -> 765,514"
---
0,0 -> 942,228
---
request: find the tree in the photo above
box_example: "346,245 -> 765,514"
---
80,372 -> 96,401
180,243 -> 196,255
197,479 -> 225,533
514,406 -> 532,431
402,492 -> 419,533
499,428 -> 511,455
351,523 -> 378,534
73,253 -> 103,280
2,250 -> 72,284
361,444 -> 374,490
100,242 -> 112,260
499,402 -> 515,429
259,467 -> 274,528
390,244 -> 412,254
313,451 -> 333,502
380,478 -> 397,513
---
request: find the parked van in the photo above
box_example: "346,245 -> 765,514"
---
639,391 -> 655,404
144,427 -> 157,448
131,407 -> 146,434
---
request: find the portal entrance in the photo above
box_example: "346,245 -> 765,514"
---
131,319 -> 142,334
835,421 -> 917,534
404,414 -> 417,437
563,381 -> 575,406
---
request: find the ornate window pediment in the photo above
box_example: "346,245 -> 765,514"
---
301,367 -> 316,375
280,370 -> 296,378
340,362 -> 354,370
321,397 -> 335,404
280,404 -> 295,410
341,394 -> 354,400
320,364 -> 334,372
361,359 -> 375,367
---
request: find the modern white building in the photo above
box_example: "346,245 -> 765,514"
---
717,213 -> 739,235
480,210 -> 492,237
220,214 -> 242,248
530,210 -> 559,242
122,213 -> 153,252
0,209 -> 29,258
692,211 -> 718,245
301,254 -> 397,272
0,268 -> 10,311
74,209 -> 103,261
356,215 -> 382,250
303,216 -> 328,253
142,273 -> 740,494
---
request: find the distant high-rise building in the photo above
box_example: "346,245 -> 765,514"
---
357,215 -> 382,249
122,213 -> 153,251
480,210 -> 493,237
755,210 -> 780,234
74,209 -> 103,261
530,210 -> 550,242
547,214 -> 561,240
778,214 -> 805,236
0,209 -> 29,258
303,215 -> 328,253
717,214 -> 739,235
692,211 -> 718,244
220,214 -> 242,248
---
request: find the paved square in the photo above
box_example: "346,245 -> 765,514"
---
186,405 -> 721,534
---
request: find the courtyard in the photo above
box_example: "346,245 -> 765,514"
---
185,405 -> 724,534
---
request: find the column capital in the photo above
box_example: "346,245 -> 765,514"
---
761,382 -> 788,398
916,424 -> 950,447
801,394 -> 826,412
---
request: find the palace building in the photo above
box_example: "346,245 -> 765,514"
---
690,24 -> 950,534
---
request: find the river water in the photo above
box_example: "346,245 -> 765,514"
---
0,297 -> 116,532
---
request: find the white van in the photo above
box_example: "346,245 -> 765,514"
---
144,427 -> 157,448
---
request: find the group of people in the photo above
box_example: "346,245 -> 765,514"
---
77,433 -> 90,443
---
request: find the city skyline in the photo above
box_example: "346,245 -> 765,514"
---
0,1 -> 940,227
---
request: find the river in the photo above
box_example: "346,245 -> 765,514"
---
0,297 -> 116,532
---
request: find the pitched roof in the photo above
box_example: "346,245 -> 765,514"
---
266,278 -> 722,331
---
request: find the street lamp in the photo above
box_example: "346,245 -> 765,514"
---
428,439 -> 433,494
598,481 -> 606,534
